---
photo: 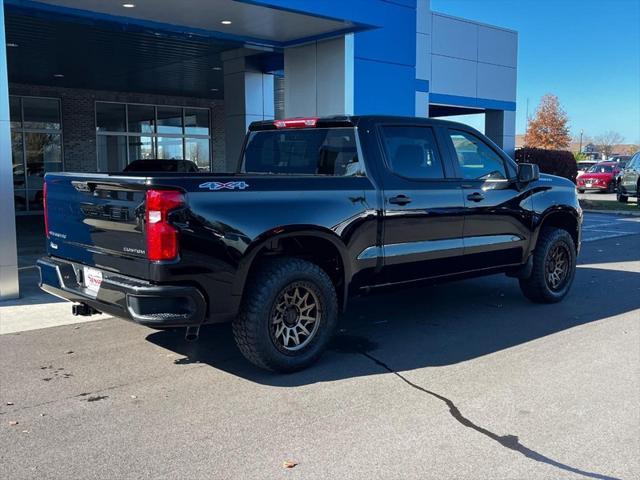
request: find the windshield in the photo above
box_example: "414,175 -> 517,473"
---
587,164 -> 613,173
242,127 -> 363,176
577,163 -> 595,171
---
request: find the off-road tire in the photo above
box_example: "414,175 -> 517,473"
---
233,257 -> 338,372
519,227 -> 576,303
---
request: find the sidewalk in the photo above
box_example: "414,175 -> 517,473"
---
0,217 -> 101,334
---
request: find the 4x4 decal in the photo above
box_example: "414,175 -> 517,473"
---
199,181 -> 250,191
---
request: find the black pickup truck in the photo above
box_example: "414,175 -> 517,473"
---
38,116 -> 582,372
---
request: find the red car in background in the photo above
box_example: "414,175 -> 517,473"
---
577,161 -> 624,193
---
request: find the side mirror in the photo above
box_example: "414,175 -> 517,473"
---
517,163 -> 539,183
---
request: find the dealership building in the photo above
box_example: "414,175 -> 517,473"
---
0,0 -> 518,299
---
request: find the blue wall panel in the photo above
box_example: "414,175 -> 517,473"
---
354,58 -> 416,116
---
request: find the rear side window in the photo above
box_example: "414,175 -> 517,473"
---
242,127 -> 363,176
448,129 -> 506,180
380,126 -> 445,179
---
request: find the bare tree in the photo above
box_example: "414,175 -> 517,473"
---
593,131 -> 625,159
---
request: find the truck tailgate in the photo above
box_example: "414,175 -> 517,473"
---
45,173 -> 153,279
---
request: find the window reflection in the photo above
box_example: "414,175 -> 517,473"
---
97,135 -> 127,172
129,136 -> 155,162
157,107 -> 183,135
128,105 -> 155,134
25,133 -> 62,192
23,97 -> 61,129
185,138 -> 210,170
157,137 -> 184,160
96,103 -> 126,132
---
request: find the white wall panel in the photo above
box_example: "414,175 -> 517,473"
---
317,37 -> 346,116
477,62 -> 516,102
432,14 -> 477,61
478,26 -> 517,67
431,54 -> 477,97
416,32 -> 431,81
284,43 -> 317,117
416,0 -> 431,34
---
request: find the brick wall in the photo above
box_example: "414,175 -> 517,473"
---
9,83 -> 227,172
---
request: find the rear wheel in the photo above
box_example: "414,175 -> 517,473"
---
519,227 -> 576,303
233,257 -> 338,372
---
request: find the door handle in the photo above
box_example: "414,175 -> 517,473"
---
389,194 -> 412,206
467,192 -> 485,202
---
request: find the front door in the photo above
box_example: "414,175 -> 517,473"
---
620,153 -> 640,197
444,128 -> 531,270
375,124 -> 466,284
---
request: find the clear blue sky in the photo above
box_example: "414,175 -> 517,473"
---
431,0 -> 640,144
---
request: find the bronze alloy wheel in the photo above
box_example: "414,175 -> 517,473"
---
545,243 -> 571,291
269,282 -> 322,352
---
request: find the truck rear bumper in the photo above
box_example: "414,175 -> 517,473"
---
37,257 -> 207,328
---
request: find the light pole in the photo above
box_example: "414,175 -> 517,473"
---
579,129 -> 584,154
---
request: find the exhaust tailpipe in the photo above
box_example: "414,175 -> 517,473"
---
185,325 -> 200,342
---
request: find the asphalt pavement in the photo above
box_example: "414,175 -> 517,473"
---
1,213 -> 639,479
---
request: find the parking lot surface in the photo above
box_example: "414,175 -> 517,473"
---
1,213 -> 639,479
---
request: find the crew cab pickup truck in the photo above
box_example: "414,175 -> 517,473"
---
38,116 -> 582,372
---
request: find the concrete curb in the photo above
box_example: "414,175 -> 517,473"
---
582,209 -> 640,217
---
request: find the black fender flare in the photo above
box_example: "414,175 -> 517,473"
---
231,225 -> 352,306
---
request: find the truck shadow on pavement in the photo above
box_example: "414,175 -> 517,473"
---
148,241 -> 638,480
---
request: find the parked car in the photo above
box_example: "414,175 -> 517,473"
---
123,159 -> 200,173
576,160 -> 597,178
38,116 -> 582,372
617,151 -> 640,203
608,155 -> 631,163
576,161 -> 624,193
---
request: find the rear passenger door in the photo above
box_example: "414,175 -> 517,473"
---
376,124 -> 466,284
444,129 -> 531,270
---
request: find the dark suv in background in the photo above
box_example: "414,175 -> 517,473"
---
617,152 -> 640,204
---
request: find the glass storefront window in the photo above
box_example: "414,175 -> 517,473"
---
157,137 -> 184,160
12,132 -> 25,189
25,133 -> 62,193
14,190 -> 27,212
23,97 -> 61,129
10,96 -> 63,214
128,105 -> 155,134
97,135 -> 128,172
185,138 -> 210,170
157,107 -> 183,134
97,102 -> 212,171
96,103 -> 126,132
10,96 -> 21,128
129,136 -> 155,162
184,108 -> 209,135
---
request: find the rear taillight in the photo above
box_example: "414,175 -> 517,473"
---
43,181 -> 49,239
274,117 -> 318,129
145,189 -> 184,261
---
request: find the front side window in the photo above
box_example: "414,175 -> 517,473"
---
242,128 -> 362,176
380,126 -> 444,180
449,130 -> 506,180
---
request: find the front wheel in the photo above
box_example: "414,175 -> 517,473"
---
233,257 -> 338,372
519,227 -> 576,303
617,191 -> 628,203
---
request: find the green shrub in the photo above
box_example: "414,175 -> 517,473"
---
516,147 -> 578,183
